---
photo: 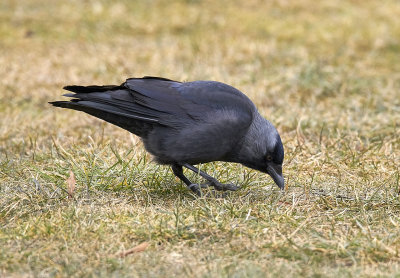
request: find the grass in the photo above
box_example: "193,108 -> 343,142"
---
1,0 -> 400,276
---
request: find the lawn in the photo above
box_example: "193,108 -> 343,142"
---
1,0 -> 400,277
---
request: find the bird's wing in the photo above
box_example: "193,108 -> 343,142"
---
52,77 -> 255,138
123,77 -> 255,129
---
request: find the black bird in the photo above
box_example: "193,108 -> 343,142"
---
50,76 -> 284,195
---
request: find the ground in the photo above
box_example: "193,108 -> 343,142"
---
1,0 -> 400,277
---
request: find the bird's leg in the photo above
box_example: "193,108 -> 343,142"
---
182,163 -> 239,191
171,164 -> 206,196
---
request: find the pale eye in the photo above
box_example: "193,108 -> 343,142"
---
266,155 -> 273,161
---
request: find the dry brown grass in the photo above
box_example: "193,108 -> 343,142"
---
1,0 -> 400,277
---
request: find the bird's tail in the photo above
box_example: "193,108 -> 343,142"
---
49,85 -> 156,137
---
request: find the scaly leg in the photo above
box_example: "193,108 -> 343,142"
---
182,163 -> 239,191
171,164 -> 207,196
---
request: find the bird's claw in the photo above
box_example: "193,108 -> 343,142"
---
188,183 -> 202,196
209,181 -> 240,191
188,182 -> 239,196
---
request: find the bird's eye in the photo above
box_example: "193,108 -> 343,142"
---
266,155 -> 272,161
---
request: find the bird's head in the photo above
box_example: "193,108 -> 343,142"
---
236,115 -> 285,190
260,134 -> 284,189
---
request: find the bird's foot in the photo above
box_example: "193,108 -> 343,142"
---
187,183 -> 207,196
188,182 -> 239,196
207,181 -> 240,191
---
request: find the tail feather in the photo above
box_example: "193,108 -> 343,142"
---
49,100 -> 155,137
50,79 -> 183,136
50,83 -> 160,137
63,85 -> 122,93
49,100 -> 156,122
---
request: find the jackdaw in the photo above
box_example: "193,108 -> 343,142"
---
50,76 -> 284,195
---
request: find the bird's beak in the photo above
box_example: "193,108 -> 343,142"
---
267,163 -> 284,190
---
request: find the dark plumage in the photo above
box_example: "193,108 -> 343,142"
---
50,76 -> 284,195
